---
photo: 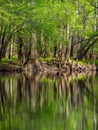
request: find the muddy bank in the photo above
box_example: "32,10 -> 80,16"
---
0,60 -> 97,73
0,63 -> 23,73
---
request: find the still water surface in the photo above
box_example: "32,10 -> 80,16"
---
0,72 -> 98,130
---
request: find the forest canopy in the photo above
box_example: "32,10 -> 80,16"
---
0,0 -> 98,65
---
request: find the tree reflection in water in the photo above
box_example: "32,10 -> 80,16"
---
0,72 -> 98,130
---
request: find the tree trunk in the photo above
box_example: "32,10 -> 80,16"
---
8,38 -> 13,59
24,32 -> 41,71
17,36 -> 25,66
65,24 -> 71,61
78,39 -> 98,60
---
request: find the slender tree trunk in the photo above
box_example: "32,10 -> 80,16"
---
17,36 -> 25,65
8,38 -> 13,59
65,24 -> 71,61
95,0 -> 98,31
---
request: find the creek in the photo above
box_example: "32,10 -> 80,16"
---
0,72 -> 98,130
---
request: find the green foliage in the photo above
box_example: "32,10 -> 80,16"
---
82,60 -> 98,65
0,0 -> 97,62
1,58 -> 18,65
39,57 -> 56,62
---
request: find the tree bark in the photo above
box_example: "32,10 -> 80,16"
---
24,32 -> 41,71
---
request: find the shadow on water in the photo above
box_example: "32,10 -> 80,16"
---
0,71 -> 98,130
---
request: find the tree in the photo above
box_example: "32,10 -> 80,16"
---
0,1 -> 26,61
0,0 -> 98,66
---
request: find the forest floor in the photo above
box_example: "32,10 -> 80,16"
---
0,59 -> 97,73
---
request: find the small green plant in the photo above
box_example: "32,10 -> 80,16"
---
1,58 -> 18,65
39,57 -> 57,62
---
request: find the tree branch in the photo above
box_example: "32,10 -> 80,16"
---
5,23 -> 25,45
73,32 -> 98,45
87,0 -> 98,9
80,38 -> 98,59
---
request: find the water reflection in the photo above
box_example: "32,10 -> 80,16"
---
0,72 -> 98,130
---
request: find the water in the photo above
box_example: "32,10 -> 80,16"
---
0,72 -> 98,130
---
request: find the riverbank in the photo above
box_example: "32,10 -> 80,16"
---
40,60 -> 97,73
0,59 -> 97,73
0,62 -> 23,72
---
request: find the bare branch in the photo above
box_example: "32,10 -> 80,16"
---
87,0 -> 98,9
73,32 -> 98,45
5,23 -> 25,45
81,38 -> 98,58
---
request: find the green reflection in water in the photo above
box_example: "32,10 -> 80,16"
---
0,73 -> 98,130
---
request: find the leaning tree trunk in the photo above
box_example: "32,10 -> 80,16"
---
78,38 -> 98,60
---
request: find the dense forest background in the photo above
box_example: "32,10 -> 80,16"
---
0,0 -> 98,67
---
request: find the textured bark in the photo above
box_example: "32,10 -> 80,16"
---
17,36 -> 25,65
24,32 -> 41,71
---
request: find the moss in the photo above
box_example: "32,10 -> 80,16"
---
39,57 -> 57,62
80,60 -> 98,65
1,58 -> 19,65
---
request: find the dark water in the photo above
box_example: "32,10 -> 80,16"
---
0,72 -> 98,130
